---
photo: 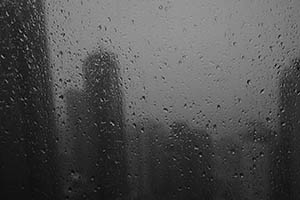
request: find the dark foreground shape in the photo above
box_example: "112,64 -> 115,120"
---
0,0 -> 59,199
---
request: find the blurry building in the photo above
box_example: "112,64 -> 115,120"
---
0,0 -> 58,199
126,120 -> 213,200
242,122 -> 274,200
127,119 -> 169,200
213,121 -> 274,200
213,136 -> 243,200
272,58 -> 300,200
64,50 -> 128,199
164,121 -> 213,200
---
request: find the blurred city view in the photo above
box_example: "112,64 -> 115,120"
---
1,0 -> 300,200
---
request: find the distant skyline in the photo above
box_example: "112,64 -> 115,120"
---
46,3 -> 300,198
45,0 -> 300,138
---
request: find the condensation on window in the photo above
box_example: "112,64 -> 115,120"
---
1,0 -> 300,199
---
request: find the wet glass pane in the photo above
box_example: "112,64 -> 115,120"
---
1,0 -> 300,199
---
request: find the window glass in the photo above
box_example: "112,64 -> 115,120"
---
1,0 -> 300,199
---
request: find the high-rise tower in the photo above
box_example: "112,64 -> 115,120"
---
65,50 -> 128,199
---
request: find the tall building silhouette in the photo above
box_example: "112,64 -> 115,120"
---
272,58 -> 300,200
65,50 -> 128,199
0,0 -> 58,199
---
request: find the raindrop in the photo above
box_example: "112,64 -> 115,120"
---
246,79 -> 251,85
